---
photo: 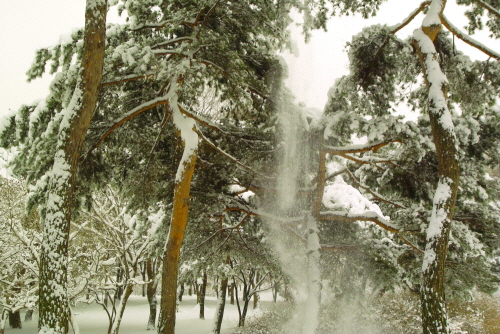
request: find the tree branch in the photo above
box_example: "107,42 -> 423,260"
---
100,72 -> 155,87
440,13 -> 500,60
324,140 -> 400,154
389,1 -> 431,34
319,210 -> 400,233
470,0 -> 500,19
86,97 -> 170,155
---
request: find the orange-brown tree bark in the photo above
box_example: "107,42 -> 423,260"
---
157,106 -> 198,333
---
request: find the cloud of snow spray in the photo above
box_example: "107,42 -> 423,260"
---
260,89 -> 322,333
260,90 -> 383,333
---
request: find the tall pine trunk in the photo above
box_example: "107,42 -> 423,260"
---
157,112 -> 198,334
413,1 -> 460,333
38,1 -> 106,333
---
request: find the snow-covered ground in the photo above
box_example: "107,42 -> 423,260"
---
4,293 -> 274,334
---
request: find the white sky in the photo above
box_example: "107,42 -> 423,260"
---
0,1 -> 499,115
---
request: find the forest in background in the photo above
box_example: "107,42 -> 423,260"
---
1,0 -> 500,333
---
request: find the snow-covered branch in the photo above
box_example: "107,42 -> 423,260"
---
100,72 -> 156,87
319,210 -> 400,233
470,0 -> 500,19
324,140 -> 400,155
440,14 -> 500,60
389,1 -> 431,34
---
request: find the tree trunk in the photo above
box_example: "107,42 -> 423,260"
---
142,262 -> 147,297
212,275 -> 228,334
199,271 -> 207,319
178,283 -> 184,302
146,258 -> 158,330
229,283 -> 234,305
413,1 -> 460,333
38,2 -> 106,333
115,268 -> 123,300
0,310 -> 7,334
239,298 -> 250,327
157,118 -> 198,334
109,283 -> 133,334
24,310 -> 33,322
8,310 -> 21,329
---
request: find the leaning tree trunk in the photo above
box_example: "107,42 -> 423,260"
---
109,282 -> 134,334
38,1 -> 106,333
157,105 -> 198,334
212,275 -> 228,334
413,1 -> 460,333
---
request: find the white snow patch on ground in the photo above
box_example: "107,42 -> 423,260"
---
4,293 -> 280,334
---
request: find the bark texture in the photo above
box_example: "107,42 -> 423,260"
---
413,1 -> 460,333
157,140 -> 198,334
38,1 -> 106,333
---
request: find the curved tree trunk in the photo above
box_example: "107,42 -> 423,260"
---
157,112 -> 198,334
38,1 -> 107,333
413,1 -> 460,333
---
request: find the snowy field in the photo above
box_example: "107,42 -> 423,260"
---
4,293 -> 274,334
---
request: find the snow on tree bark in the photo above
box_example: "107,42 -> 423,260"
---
157,99 -> 198,334
412,1 -> 460,333
38,1 -> 106,333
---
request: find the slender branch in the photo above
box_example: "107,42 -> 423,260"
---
338,153 -> 392,169
342,168 -> 407,209
100,72 -> 155,87
324,140 -> 400,155
152,37 -> 194,49
389,1 -> 431,34
132,19 -> 176,31
86,97 -> 170,155
397,233 -> 424,254
202,0 -> 223,28
195,128 -> 272,179
319,210 -> 400,233
471,0 -> 500,19
440,13 -> 500,60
